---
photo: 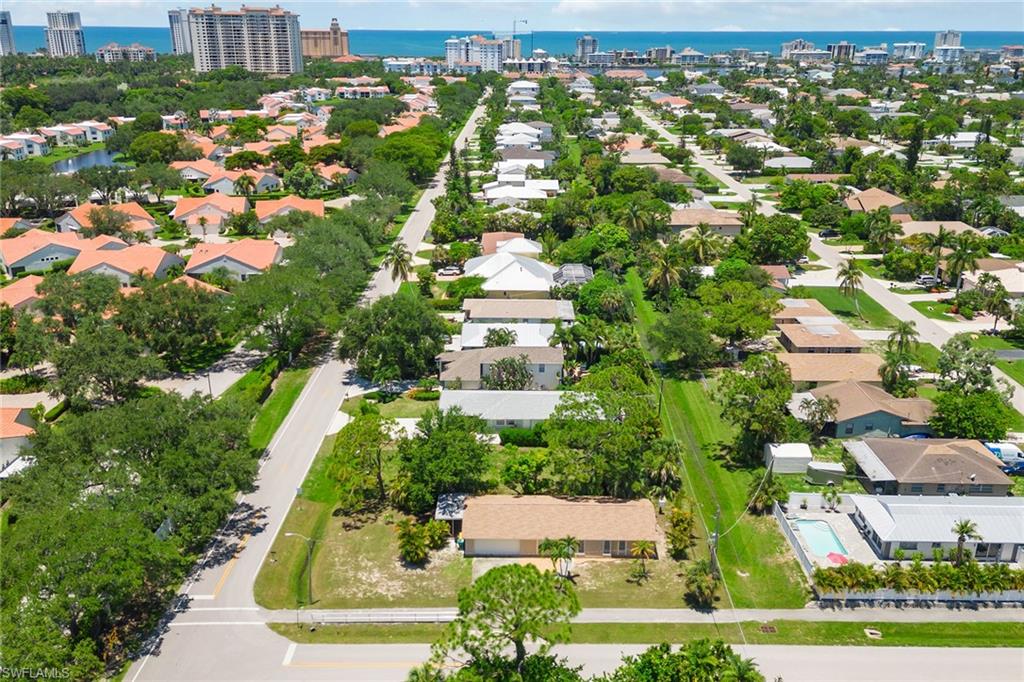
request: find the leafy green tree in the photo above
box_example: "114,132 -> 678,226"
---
76,165 -> 131,204
36,272 -> 121,338
946,232 -> 987,293
283,163 -> 321,198
229,115 -> 269,142
51,323 -> 164,407
396,408 -> 490,514
684,222 -> 725,265
356,159 -> 417,203
135,162 -> 181,203
338,293 -> 448,383
715,353 -> 792,458
431,564 -> 580,674
930,389 -> 1013,441
482,354 -> 533,390
224,150 -> 268,170
866,207 -> 903,254
603,640 -> 764,682
881,348 -> 916,397
650,299 -> 718,369
698,280 -> 780,347
128,131 -> 185,164
7,311 -> 51,373
269,140 -> 308,172
344,119 -> 380,137
500,447 -> 548,495
232,265 -> 329,355
904,119 -> 925,172
731,214 -> 810,264
645,244 -> 686,302
888,320 -> 919,355
330,412 -> 395,502
746,467 -> 787,514
936,333 -> 1005,395
684,559 -> 719,608
396,518 -> 430,564
83,205 -> 134,240
666,502 -> 696,560
538,536 -> 578,579
725,144 -> 762,172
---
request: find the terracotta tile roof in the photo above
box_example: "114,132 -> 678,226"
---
315,163 -> 355,181
69,244 -> 180,278
0,229 -> 124,267
0,407 -> 34,439
172,275 -> 228,294
844,187 -> 905,212
63,202 -> 156,231
380,111 -> 427,137
171,194 -> 248,220
461,495 -> 660,542
185,238 -> 281,272
254,196 -> 324,221
0,274 -> 44,310
0,218 -> 31,234
481,231 -> 524,255
170,159 -> 221,177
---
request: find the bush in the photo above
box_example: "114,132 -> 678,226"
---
412,390 -> 440,401
396,519 -> 429,564
499,424 -> 547,447
424,519 -> 450,550
43,399 -> 68,422
429,298 -> 464,311
222,356 -> 280,407
0,373 -> 48,394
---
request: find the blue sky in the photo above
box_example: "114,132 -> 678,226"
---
5,0 -> 1022,31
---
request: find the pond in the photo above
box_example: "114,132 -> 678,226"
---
51,149 -> 125,174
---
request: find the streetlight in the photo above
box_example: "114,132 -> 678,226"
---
285,532 -> 316,607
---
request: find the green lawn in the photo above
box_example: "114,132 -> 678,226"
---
997,360 -> 1024,386
971,334 -> 1024,351
800,286 -> 898,329
249,367 -> 312,451
909,300 -> 956,322
45,141 -> 105,164
852,258 -> 885,280
268,620 -> 1023,648
341,394 -> 439,419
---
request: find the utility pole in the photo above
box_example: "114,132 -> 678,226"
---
709,506 -> 721,578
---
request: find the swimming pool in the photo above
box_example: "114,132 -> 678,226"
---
795,519 -> 848,556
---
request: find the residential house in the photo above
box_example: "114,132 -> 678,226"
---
790,380 -> 933,437
0,218 -> 33,234
0,274 -> 44,311
68,244 -> 184,286
899,220 -> 976,238
844,187 -> 909,215
778,322 -> 866,353
76,120 -> 114,143
481,231 -> 524,255
57,202 -> 158,241
439,390 -> 565,430
850,495 -> 1023,562
778,352 -> 884,387
314,163 -> 358,187
668,207 -> 743,237
459,495 -> 659,558
437,346 -> 564,389
0,133 -> 50,157
843,438 -> 1012,496
462,298 -> 575,325
764,155 -> 814,170
38,124 -> 86,147
0,229 -> 126,276
170,158 -> 222,182
0,407 -> 35,475
184,238 -> 282,281
925,131 -> 983,149
459,322 -> 555,349
496,146 -> 555,170
463,252 -> 557,298
506,80 -> 541,97
553,263 -> 594,286
254,196 -> 325,225
760,265 -> 791,291
0,138 -> 27,160
962,259 -> 1024,298
170,194 -> 249,236
203,169 -> 281,195
772,298 -> 835,326
644,165 -> 695,186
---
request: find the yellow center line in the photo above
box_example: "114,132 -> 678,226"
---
211,533 -> 250,598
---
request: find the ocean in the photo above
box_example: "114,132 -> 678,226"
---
9,26 -> 1024,59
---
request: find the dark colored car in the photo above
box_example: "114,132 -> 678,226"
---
818,228 -> 840,238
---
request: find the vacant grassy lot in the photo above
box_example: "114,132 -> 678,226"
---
341,394 -> 439,419
268,620 -> 1023,647
800,286 -> 898,329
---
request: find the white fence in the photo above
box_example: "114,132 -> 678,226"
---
773,502 -> 816,579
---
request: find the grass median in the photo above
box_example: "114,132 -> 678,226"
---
267,620 -> 1023,647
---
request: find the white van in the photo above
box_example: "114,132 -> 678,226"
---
984,442 -> 1024,466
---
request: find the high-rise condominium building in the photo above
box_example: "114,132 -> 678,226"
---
96,42 -> 156,63
445,35 -> 505,72
935,30 -> 962,48
300,17 -> 349,58
827,41 -> 857,62
781,38 -> 815,60
45,11 -> 86,58
576,34 -> 598,62
892,42 -> 926,60
188,4 -> 302,74
0,12 -> 15,56
168,8 -> 193,55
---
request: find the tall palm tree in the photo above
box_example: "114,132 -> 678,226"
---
952,519 -> 982,566
946,233 -> 985,294
739,195 -> 760,232
539,536 -> 578,579
866,207 -> 903,255
887,320 -> 919,355
837,258 -> 864,319
197,215 -> 209,241
630,540 -> 657,581
646,246 -> 684,302
684,222 -> 724,265
235,173 -> 256,197
923,224 -> 955,283
624,202 -> 647,239
382,241 -> 413,282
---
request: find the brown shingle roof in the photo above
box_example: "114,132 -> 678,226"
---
461,495 -> 659,542
437,346 -> 564,383
462,298 -> 575,322
844,187 -> 905,212
778,352 -> 883,383
810,381 -> 933,424
858,438 -> 1011,486
779,323 -> 866,350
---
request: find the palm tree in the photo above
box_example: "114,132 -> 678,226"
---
538,230 -> 559,258
624,202 -> 647,239
382,241 -> 413,282
630,540 -> 657,582
866,207 -> 903,255
837,258 -> 864,319
684,222 -> 724,265
197,215 -> 209,241
739,195 -> 760,231
952,519 -> 982,567
235,173 -> 256,197
923,224 -> 955,283
538,536 -> 578,579
887,320 -> 919,355
977,272 -> 1012,332
880,348 -> 914,397
684,558 -> 718,608
946,233 -> 985,294
645,246 -> 684,302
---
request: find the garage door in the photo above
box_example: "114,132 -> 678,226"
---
472,539 -> 521,556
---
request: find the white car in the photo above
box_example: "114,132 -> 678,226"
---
915,274 -> 938,287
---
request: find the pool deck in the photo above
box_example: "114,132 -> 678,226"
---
787,510 -> 881,567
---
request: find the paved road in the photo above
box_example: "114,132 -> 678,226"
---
638,107 -> 1024,414
126,101 -> 490,682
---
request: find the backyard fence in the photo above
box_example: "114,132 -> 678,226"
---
773,502 -> 816,579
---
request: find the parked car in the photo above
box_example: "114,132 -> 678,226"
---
1000,461 -> 1024,476
818,228 -> 839,238
437,266 -> 462,276
915,274 -> 939,287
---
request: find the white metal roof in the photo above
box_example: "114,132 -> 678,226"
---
851,495 -> 1024,545
459,322 -> 555,349
439,389 -> 565,421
